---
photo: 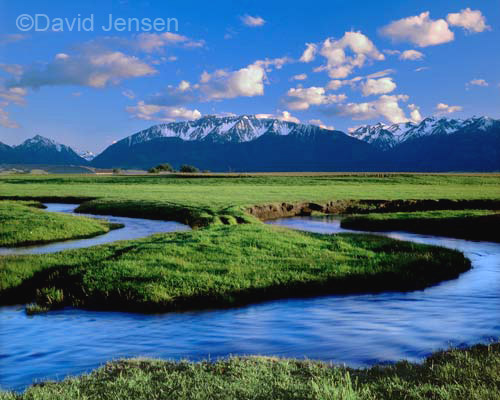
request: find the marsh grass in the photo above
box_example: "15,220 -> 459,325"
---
2,342 -> 499,400
341,210 -> 500,242
0,224 -> 470,313
0,201 -> 121,247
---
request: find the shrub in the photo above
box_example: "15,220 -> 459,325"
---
179,164 -> 199,173
148,163 -> 174,173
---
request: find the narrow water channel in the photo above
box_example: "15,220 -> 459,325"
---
1,210 -> 499,391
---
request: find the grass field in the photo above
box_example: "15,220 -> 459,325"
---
1,174 -> 499,227
0,201 -> 121,247
341,210 -> 500,242
2,342 -> 499,400
0,224 -> 470,312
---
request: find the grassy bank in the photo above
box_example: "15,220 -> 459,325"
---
341,210 -> 500,242
2,342 -> 499,399
0,201 -> 121,247
0,224 -> 470,313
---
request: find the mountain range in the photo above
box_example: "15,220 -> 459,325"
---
1,115 -> 499,172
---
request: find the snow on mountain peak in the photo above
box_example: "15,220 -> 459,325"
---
124,115 -> 305,146
348,116 -> 499,150
18,135 -> 64,152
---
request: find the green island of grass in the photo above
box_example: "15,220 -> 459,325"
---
0,201 -> 122,247
341,210 -> 500,242
1,342 -> 498,400
0,224 -> 470,313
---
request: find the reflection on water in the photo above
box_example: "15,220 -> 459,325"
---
1,214 -> 499,391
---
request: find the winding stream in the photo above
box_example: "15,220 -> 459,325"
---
1,209 -> 499,391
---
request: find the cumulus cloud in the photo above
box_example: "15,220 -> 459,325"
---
132,32 -> 204,53
435,103 -> 463,114
291,73 -> 307,81
199,62 -> 267,100
400,50 -> 424,60
255,110 -> 300,123
145,81 -> 196,106
408,103 -> 422,123
361,77 -> 397,96
308,119 -> 335,130
315,31 -> 384,78
241,15 -> 266,27
380,12 -> 454,47
283,86 -> 347,110
323,94 -> 415,124
300,43 -> 317,63
447,8 -> 490,33
11,48 -> 156,89
254,57 -> 293,71
126,101 -> 201,122
467,78 -> 488,88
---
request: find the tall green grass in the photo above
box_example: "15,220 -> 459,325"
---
0,224 -> 470,313
2,342 -> 498,400
0,201 -> 120,247
341,210 -> 500,242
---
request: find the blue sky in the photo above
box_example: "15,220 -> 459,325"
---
0,0 -> 498,153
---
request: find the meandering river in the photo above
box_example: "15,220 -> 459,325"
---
1,208 -> 499,391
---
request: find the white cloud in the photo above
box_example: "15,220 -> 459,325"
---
12,49 -> 156,89
254,57 -> 293,71
291,73 -> 307,81
300,43 -> 317,63
0,86 -> 27,105
133,32 -> 204,53
467,78 -> 488,87
200,62 -> 266,100
241,15 -> 266,27
256,110 -> 300,123
0,63 -> 23,77
366,69 -> 396,79
283,86 -> 347,110
122,89 -> 136,99
383,49 -> 401,56
0,105 -> 19,128
324,94 -> 413,124
361,77 -> 396,96
435,103 -> 463,114
415,66 -> 429,72
316,31 -> 384,78
400,50 -> 424,60
380,12 -> 454,47
447,8 -> 490,33
408,103 -> 422,123
308,119 -> 335,130
126,101 -> 201,122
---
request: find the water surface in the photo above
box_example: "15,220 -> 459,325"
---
1,214 -> 499,391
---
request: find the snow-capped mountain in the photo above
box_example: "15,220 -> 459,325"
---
124,115 -> 321,146
349,116 -> 499,150
77,150 -> 96,161
16,135 -> 67,152
5,135 -> 89,165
